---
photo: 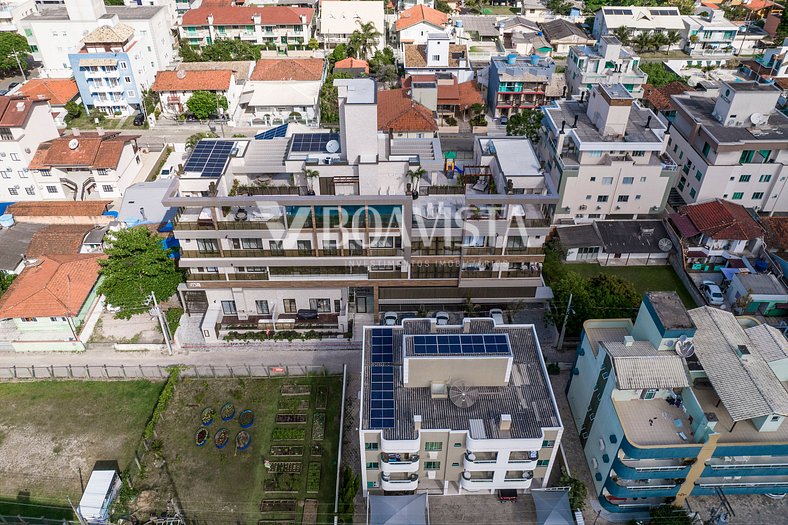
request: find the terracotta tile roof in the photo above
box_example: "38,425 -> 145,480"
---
742,0 -> 781,11
152,69 -> 233,92
642,81 -> 690,112
404,44 -> 468,69
26,225 -> 93,257
182,5 -> 313,26
679,199 -> 763,241
760,216 -> 788,252
0,96 -> 41,127
16,79 -> 79,106
250,58 -> 324,81
7,201 -> 110,218
334,57 -> 369,73
395,5 -> 448,31
377,89 -> 437,133
0,254 -> 104,319
438,80 -> 483,108
28,132 -> 137,170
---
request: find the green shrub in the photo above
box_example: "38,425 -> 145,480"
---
272,427 -> 305,440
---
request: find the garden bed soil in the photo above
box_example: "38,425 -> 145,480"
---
270,445 -> 304,457
310,443 -> 322,457
311,413 -> 325,441
303,500 -> 318,525
272,427 -> 305,441
277,398 -> 309,412
275,414 -> 307,424
260,500 -> 297,512
280,384 -> 311,396
269,462 -> 303,473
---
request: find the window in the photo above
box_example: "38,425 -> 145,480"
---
537,460 -> 550,467
617,195 -> 629,203
589,151 -> 602,157
0,171 -> 8,178
739,174 -> 751,182
25,187 -> 34,195
585,194 -> 592,200
759,174 -> 772,183
269,240 -> 283,255
424,461 -> 441,470
38,169 -> 51,177
689,188 -> 697,198
309,298 -> 331,313
255,300 -> 269,315
18,169 -> 27,178
590,177 -> 596,181
8,187 -> 17,195
365,442 -> 379,450
452,462 -> 460,467
424,442 -> 442,451
126,90 -> 135,98
231,238 -> 263,250
322,239 -> 338,255
124,76 -> 132,83
622,177 -> 634,184
20,317 -> 37,323
702,142 -> 711,157
297,239 -> 312,255
50,317 -> 64,322
0,127 -> 11,140
601,177 -> 613,185
695,170 -> 702,181
46,185 -> 58,194
283,299 -> 297,313
631,150 -> 645,157
366,462 -> 379,469
596,195 -> 608,203
542,440 -> 555,447
197,239 -> 218,252
752,192 -> 764,199
119,61 -> 128,69
732,192 -> 744,200
101,185 -> 113,193
772,416 -> 781,422
453,442 -> 462,448
10,153 -> 19,161
431,54 -> 441,61
635,194 -> 641,200
221,300 -> 237,315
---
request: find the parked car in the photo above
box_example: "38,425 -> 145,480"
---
133,112 -> 145,126
701,281 -> 724,306
296,309 -> 318,320
6,82 -> 20,91
160,167 -> 171,178
0,89 -> 8,96
489,308 -> 504,325
435,311 -> 449,325
498,489 -> 517,502
499,116 -> 508,126
384,312 -> 397,326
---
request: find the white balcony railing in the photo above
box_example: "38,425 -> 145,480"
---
460,472 -> 495,491
381,473 -> 418,491
380,453 -> 420,474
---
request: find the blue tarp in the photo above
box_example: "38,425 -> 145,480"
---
0,202 -> 14,215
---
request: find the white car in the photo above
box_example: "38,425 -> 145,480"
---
701,281 -> 724,306
383,312 -> 398,326
435,311 -> 449,325
490,308 -> 504,325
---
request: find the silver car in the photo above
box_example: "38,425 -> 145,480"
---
701,281 -> 724,306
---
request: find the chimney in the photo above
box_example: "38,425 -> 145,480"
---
96,126 -> 104,136
560,120 -> 565,134
499,414 -> 512,432
15,101 -> 25,111
72,128 -> 80,137
579,91 -> 585,103
414,415 -> 422,432
646,115 -> 652,128
572,115 -> 578,128
300,14 -> 307,25
624,335 -> 635,347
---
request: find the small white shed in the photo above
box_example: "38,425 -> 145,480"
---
77,469 -> 122,524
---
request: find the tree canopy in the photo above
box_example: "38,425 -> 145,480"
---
547,0 -> 572,16
506,108 -> 544,143
348,21 -> 381,60
97,227 -> 183,319
181,38 -> 261,62
639,62 -> 686,88
0,32 -> 30,76
186,91 -> 229,119
650,505 -> 693,525
319,72 -> 351,124
559,470 -> 588,511
186,131 -> 218,149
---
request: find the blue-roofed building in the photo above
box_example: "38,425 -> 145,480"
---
567,291 -> 788,513
359,317 -> 563,496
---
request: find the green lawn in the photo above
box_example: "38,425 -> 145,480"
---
567,264 -> 697,308
0,380 -> 162,513
145,376 -> 343,525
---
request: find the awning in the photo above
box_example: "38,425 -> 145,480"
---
532,488 -> 574,525
370,494 -> 427,525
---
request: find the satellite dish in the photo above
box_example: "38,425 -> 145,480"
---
750,112 -> 767,126
675,340 -> 695,358
68,138 -> 79,150
665,339 -> 675,348
449,381 -> 479,408
325,139 -> 340,154
176,69 -> 186,79
658,238 -> 673,252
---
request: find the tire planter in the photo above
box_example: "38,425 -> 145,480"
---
236,430 -> 251,451
239,409 -> 255,428
215,428 -> 230,449
195,427 -> 209,447
220,402 -> 235,421
201,407 -> 215,426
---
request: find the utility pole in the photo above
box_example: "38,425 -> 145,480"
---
556,293 -> 573,351
149,291 -> 173,355
10,50 -> 26,82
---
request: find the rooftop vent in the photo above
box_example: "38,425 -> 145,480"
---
736,344 -> 752,362
623,335 -> 635,347
499,414 -> 512,432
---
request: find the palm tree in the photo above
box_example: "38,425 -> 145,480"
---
303,168 -> 319,194
632,31 -> 652,53
651,31 -> 668,52
611,26 -> 632,46
406,167 -> 426,197
348,21 -> 381,60
664,30 -> 682,53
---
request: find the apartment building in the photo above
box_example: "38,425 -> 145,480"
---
403,33 -> 473,83
683,11 -> 738,58
163,78 -> 556,343
565,36 -> 647,99
666,81 -> 788,213
179,4 -> 314,50
68,22 -> 156,116
319,0 -> 384,51
28,131 -> 141,200
394,4 -> 448,53
0,0 -> 37,32
486,54 -> 561,119
567,291 -> 788,512
21,0 -> 175,78
740,38 -> 788,82
0,96 -> 60,201
359,317 -> 563,495
538,83 -> 676,224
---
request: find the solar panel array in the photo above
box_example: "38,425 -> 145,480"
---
411,334 -> 510,355
183,140 -> 235,178
291,133 -> 340,153
371,328 -> 394,363
649,8 -> 678,15
255,123 -> 288,140
604,8 -> 633,15
369,366 -> 395,429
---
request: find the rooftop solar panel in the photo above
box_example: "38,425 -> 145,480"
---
255,123 -> 288,140
290,133 -> 341,153
183,140 -> 235,178
370,365 -> 395,429
410,334 -> 511,356
371,327 -> 395,364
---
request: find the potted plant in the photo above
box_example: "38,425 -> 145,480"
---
304,168 -> 319,195
406,167 -> 426,199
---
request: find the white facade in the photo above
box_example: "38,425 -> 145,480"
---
319,0 -> 385,50
0,0 -> 36,32
397,21 -> 448,52
122,0 -> 178,24
683,12 -> 738,58
565,36 -> 647,99
592,6 -> 686,40
153,71 -> 241,117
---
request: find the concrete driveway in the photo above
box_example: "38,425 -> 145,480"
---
429,493 -> 537,525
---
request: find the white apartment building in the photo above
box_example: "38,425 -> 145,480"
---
28,131 -> 141,200
179,3 -> 314,50
394,4 -> 449,53
592,6 -> 686,40
683,11 -> 738,58
359,318 -> 563,496
403,33 -> 473,83
122,0 -> 178,24
666,81 -> 788,214
319,0 -> 384,51
0,0 -> 37,32
565,36 -> 647,99
21,0 -> 175,78
538,83 -> 677,223
0,96 -> 60,201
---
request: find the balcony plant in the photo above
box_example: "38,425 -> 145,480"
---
406,167 -> 426,199
304,168 -> 319,195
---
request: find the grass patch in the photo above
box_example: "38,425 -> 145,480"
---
0,381 -> 162,502
165,306 -> 183,336
273,427 -> 306,440
0,496 -> 74,520
306,463 -> 321,493
568,264 -> 696,308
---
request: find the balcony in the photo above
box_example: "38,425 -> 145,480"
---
181,250 -> 220,259
368,271 -> 405,280
380,473 -> 418,491
464,452 -> 497,471
380,453 -> 420,473
460,472 -> 495,491
503,471 -> 534,489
